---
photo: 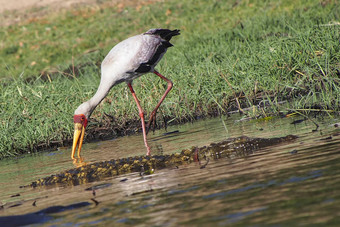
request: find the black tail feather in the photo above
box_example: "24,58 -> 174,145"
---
145,29 -> 180,41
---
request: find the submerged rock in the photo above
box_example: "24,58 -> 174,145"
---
28,135 -> 298,188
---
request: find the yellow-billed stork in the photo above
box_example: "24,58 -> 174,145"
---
71,28 -> 180,159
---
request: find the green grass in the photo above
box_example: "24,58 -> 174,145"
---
0,0 -> 339,158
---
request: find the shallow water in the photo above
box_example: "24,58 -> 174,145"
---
0,115 -> 339,226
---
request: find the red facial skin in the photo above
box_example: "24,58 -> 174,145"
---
74,114 -> 88,128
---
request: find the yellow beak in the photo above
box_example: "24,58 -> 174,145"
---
71,123 -> 86,159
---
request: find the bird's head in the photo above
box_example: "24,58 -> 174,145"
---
71,114 -> 88,159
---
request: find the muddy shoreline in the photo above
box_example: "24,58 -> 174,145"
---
11,90 -> 322,159
31,108 -> 225,155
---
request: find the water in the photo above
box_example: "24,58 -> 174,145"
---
0,115 -> 339,226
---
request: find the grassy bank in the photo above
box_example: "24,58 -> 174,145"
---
0,0 -> 339,159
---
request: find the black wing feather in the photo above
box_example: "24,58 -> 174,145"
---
135,29 -> 180,73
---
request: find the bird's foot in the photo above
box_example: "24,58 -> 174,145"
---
146,146 -> 151,156
146,111 -> 157,135
72,156 -> 87,167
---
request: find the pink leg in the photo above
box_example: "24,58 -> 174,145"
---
128,83 -> 151,156
146,70 -> 173,134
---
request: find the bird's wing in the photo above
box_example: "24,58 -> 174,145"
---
133,36 -> 177,73
131,36 -> 166,73
102,29 -> 180,76
133,29 -> 180,73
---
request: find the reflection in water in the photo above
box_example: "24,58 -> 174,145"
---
0,115 -> 339,226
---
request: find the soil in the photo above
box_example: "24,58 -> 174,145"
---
0,0 -> 94,13
0,0 -> 94,26
0,0 -> 158,26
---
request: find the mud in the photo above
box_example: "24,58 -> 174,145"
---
27,135 -> 298,188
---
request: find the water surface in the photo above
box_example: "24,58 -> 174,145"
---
0,115 -> 339,226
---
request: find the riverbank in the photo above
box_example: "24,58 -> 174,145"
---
0,0 -> 339,159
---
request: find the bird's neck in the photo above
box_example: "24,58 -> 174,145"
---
76,71 -> 121,118
88,80 -> 113,113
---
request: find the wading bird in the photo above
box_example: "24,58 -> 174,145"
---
71,28 -> 180,159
